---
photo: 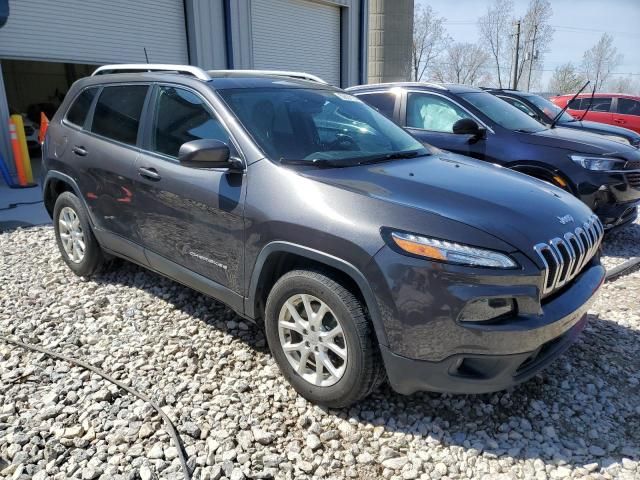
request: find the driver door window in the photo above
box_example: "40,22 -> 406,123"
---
151,86 -> 230,158
407,93 -> 471,132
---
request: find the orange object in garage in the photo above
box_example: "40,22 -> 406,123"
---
39,112 -> 50,144
8,118 -> 28,186
10,114 -> 33,183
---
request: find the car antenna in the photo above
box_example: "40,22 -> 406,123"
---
550,80 -> 590,129
143,47 -> 150,64
578,83 -> 597,122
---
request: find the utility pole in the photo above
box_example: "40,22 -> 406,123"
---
511,20 -> 521,90
526,24 -> 538,92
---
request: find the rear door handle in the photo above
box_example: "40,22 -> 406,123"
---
138,167 -> 161,181
72,146 -> 87,156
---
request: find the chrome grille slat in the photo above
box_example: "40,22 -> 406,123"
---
534,215 -> 603,296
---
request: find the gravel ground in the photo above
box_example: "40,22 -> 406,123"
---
1,224 -> 639,480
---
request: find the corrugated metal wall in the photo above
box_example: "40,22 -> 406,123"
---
251,0 -> 341,86
0,0 -> 188,65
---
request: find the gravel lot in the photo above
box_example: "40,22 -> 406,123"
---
1,221 -> 639,480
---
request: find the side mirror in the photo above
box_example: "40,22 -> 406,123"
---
178,139 -> 240,170
452,118 -> 486,141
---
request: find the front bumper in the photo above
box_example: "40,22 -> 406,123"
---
366,246 -> 605,395
577,169 -> 640,228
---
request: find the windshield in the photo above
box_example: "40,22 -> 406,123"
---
217,87 -> 426,164
526,94 -> 575,123
459,92 -> 547,133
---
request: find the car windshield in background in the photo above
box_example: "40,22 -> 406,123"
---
525,94 -> 575,123
217,87 -> 426,165
460,92 -> 547,133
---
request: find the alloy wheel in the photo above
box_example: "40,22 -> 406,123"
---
58,206 -> 86,263
277,294 -> 348,387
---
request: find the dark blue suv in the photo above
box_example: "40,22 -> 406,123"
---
349,83 -> 640,230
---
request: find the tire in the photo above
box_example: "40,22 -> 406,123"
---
264,269 -> 384,407
53,191 -> 105,277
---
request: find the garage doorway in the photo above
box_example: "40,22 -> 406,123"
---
1,58 -> 94,175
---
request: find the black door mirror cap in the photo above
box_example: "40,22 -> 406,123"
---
178,139 -> 240,170
452,118 -> 486,142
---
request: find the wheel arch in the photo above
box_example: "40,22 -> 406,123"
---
43,171 -> 94,224
506,161 -> 575,193
246,242 -> 389,347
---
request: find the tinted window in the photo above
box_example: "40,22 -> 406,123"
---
218,87 -> 425,163
358,92 -> 396,119
152,86 -> 230,158
91,85 -> 148,145
527,94 -> 574,122
568,98 -> 583,109
589,97 -> 612,112
66,88 -> 98,127
459,91 -> 546,132
617,98 -> 640,116
407,93 -> 471,132
499,96 -> 538,118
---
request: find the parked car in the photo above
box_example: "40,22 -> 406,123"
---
43,65 -> 605,407
550,93 -> 640,134
485,88 -> 640,147
348,82 -> 640,230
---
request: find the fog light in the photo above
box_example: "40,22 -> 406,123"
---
459,298 -> 516,323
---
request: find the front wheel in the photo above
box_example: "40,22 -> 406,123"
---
264,269 -> 384,407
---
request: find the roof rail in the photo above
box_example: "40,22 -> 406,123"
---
208,69 -> 329,84
92,64 -> 211,81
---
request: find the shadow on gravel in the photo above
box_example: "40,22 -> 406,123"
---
349,314 -> 640,469
603,221 -> 640,259
93,261 -> 639,470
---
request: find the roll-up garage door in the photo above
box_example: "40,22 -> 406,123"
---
0,0 -> 188,65
251,0 -> 341,86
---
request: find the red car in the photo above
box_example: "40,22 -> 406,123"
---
550,93 -> 640,134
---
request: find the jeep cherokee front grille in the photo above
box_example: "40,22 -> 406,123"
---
533,215 -> 603,296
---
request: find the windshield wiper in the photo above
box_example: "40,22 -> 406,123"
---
550,80 -> 590,129
279,158 -> 354,168
356,150 -> 424,165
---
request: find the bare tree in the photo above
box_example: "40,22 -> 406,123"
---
432,43 -> 492,86
581,33 -> 623,91
478,0 -> 513,88
606,76 -> 638,95
410,5 -> 449,82
547,63 -> 586,94
513,0 -> 554,90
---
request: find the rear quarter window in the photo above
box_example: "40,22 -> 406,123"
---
65,87 -> 98,127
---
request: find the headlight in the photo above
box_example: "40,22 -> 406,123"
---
390,231 -> 518,268
570,155 -> 626,171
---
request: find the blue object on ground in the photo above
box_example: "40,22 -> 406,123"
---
0,153 -> 16,187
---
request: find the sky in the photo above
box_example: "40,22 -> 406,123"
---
416,0 -> 640,89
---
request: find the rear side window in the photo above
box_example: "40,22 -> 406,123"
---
618,98 -> 640,116
91,85 -> 148,145
358,92 -> 397,119
66,88 -> 98,127
151,86 -> 230,158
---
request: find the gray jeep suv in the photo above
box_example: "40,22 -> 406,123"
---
42,65 -> 605,407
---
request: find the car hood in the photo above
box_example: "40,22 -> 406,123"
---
517,126 -> 639,158
558,119 -> 640,143
301,151 -> 595,254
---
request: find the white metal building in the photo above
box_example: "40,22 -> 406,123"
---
0,0 -> 368,179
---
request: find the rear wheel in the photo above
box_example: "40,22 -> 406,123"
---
53,192 -> 105,277
265,269 -> 383,407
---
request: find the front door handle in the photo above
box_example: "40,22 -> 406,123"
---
138,167 -> 161,181
72,146 -> 88,156
613,118 -> 626,124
